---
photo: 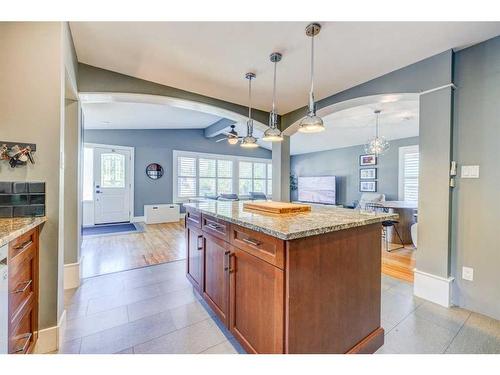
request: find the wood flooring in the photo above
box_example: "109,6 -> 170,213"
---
381,243 -> 416,283
81,220 -> 186,278
81,219 -> 415,283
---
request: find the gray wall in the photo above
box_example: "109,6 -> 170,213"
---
451,36 -> 500,319
84,129 -> 272,216
0,22 -> 65,329
290,137 -> 419,206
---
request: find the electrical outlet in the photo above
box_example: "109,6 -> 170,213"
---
462,266 -> 474,281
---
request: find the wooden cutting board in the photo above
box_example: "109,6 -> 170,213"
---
243,201 -> 311,214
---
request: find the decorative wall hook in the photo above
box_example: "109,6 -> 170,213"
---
0,141 -> 37,168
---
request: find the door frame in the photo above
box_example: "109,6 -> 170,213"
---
83,142 -> 135,225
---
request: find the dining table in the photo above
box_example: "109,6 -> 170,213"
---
378,200 -> 418,245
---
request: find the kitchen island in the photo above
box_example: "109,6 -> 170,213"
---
184,201 -> 397,354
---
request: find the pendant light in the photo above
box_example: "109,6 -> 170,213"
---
263,52 -> 283,142
241,72 -> 259,148
365,110 -> 389,155
298,23 -> 325,133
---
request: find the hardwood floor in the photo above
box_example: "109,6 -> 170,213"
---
381,243 -> 416,283
81,220 -> 186,278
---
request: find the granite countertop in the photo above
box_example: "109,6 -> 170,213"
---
0,216 -> 47,247
184,201 -> 398,240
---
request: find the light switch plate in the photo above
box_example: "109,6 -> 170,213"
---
461,165 -> 480,178
462,266 -> 474,281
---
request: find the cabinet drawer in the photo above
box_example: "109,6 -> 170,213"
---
185,207 -> 202,228
9,301 -> 37,354
230,225 -> 285,269
9,227 -> 37,261
9,243 -> 36,321
202,214 -> 229,241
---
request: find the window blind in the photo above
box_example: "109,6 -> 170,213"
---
403,151 -> 419,201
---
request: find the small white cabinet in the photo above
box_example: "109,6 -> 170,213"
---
144,204 -> 180,224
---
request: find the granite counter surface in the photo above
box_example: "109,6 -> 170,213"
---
0,216 -> 47,247
184,201 -> 398,240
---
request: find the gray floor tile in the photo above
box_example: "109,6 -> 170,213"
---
445,313 -> 500,354
414,301 -> 471,333
57,338 -> 82,354
80,310 -> 177,354
169,301 -> 211,330
374,345 -> 398,354
383,314 -> 456,353
65,301 -> 89,321
381,288 -> 423,332
115,347 -> 134,354
64,306 -> 129,342
87,283 -> 162,315
127,287 -> 199,321
134,318 -> 227,354
200,340 -> 238,354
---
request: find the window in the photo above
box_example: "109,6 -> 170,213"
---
83,147 -> 94,201
238,161 -> 272,195
173,150 -> 271,202
399,145 -> 419,201
178,156 -> 197,198
100,153 -> 125,188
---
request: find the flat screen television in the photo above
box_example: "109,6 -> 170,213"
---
298,176 -> 336,205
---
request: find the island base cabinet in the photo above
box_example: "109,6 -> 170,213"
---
202,234 -> 229,326
186,225 -> 203,293
229,247 -> 284,354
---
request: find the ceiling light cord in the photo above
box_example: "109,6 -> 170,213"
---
309,32 -> 315,114
247,75 -> 253,136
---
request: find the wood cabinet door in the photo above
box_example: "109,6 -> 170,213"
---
229,248 -> 284,354
186,225 -> 203,292
202,234 -> 229,326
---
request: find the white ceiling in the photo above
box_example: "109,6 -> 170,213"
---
70,22 -> 500,113
290,99 -> 419,155
82,101 -> 222,130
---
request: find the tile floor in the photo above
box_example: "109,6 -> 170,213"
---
59,260 -> 500,354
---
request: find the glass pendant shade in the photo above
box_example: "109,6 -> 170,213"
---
299,23 -> 325,134
263,126 -> 283,141
365,136 -> 390,155
298,113 -> 324,133
227,136 -> 239,145
241,135 -> 259,148
365,110 -> 390,155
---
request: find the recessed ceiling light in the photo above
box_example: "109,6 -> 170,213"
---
101,121 -> 111,124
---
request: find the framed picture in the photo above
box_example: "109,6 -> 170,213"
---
360,168 -> 377,180
360,181 -> 377,192
360,154 -> 377,166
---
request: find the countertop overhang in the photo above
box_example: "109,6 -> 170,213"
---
184,201 -> 398,240
0,216 -> 47,247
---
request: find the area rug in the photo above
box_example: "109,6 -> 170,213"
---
82,222 -> 144,237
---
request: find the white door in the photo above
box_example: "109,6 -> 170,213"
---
93,147 -> 131,224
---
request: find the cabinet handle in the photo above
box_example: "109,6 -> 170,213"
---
14,239 -> 33,252
12,279 -> 32,294
224,250 -> 230,255
197,235 -> 203,250
13,333 -> 32,353
206,223 -> 222,231
242,238 -> 261,247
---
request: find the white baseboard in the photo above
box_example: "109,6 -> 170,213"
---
132,216 -> 145,223
64,259 -> 81,290
35,309 -> 66,354
414,268 -> 454,307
